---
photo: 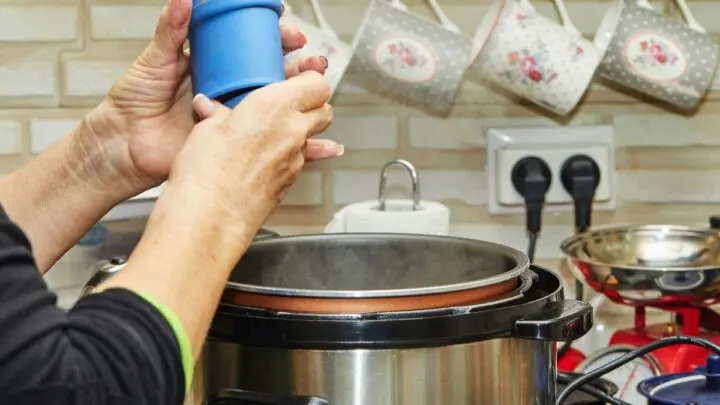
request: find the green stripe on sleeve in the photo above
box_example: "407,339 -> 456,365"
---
133,291 -> 194,393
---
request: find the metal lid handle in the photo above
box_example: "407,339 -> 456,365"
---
378,159 -> 420,211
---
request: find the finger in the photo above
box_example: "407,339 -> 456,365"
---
192,94 -> 230,121
281,24 -> 307,54
306,139 -> 344,162
302,103 -> 333,138
278,71 -> 331,112
146,0 -> 192,66
285,56 -> 328,78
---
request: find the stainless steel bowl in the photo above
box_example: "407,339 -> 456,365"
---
560,225 -> 720,305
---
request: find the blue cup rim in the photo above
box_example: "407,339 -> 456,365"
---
190,0 -> 282,27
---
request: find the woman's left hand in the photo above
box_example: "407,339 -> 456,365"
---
90,0 -> 340,196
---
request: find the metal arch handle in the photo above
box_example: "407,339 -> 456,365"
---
378,159 -> 420,211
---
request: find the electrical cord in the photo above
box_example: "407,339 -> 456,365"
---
556,373 -> 627,405
556,336 -> 720,404
527,232 -> 538,263
557,156 -> 601,366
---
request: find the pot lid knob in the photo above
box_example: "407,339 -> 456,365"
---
639,354 -> 720,404
704,355 -> 720,391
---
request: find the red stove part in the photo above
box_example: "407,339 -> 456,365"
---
609,306 -> 720,374
558,346 -> 586,372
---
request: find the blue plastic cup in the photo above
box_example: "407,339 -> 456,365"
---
190,0 -> 285,108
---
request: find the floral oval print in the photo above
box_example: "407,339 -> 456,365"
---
373,37 -> 436,83
623,33 -> 688,82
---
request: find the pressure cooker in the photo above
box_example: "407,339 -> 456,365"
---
81,227 -> 279,295
82,232 -> 592,405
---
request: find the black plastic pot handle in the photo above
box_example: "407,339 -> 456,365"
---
512,300 -> 592,341
204,389 -> 331,405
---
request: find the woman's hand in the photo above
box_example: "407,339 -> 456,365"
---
89,0 -> 341,198
103,71 -> 333,354
178,71 -> 333,227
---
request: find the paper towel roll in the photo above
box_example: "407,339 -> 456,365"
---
324,199 -> 450,235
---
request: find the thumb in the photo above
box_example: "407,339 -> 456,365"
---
147,0 -> 192,65
193,94 -> 230,120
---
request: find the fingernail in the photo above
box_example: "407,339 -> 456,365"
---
315,139 -> 343,156
320,56 -> 329,68
192,94 -> 214,117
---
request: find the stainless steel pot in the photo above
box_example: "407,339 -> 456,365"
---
560,224 -> 720,305
81,227 -> 279,295
191,234 -> 592,405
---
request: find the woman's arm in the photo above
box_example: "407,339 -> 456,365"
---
0,207 -> 185,404
0,110 -> 141,273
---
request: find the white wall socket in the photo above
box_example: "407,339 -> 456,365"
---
486,125 -> 617,215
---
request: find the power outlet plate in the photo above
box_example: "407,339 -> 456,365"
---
486,125 -> 617,215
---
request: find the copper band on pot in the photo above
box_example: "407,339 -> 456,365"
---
221,277 -> 519,314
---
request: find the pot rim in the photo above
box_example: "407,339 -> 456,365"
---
224,233 -> 530,299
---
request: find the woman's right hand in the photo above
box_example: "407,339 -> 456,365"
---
170,71 -> 334,232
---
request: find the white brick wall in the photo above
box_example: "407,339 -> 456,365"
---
0,61 -> 56,97
333,170 -> 486,204
322,116 -> 398,149
284,172 -> 324,205
90,5 -> 163,40
0,121 -> 22,155
63,60 -> 127,97
30,119 -> 81,154
613,114 -> 720,147
0,6 -> 78,42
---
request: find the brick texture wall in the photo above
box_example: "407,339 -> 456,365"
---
3,0 -> 720,298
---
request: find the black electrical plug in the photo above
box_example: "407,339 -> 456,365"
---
511,156 -> 552,262
560,154 -> 600,305
560,155 -> 601,234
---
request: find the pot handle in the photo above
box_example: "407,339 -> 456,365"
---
204,389 -> 331,405
512,300 -> 592,341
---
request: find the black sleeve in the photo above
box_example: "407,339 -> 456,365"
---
0,207 -> 185,405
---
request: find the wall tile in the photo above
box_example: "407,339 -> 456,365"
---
90,5 -> 162,40
408,114 -> 604,149
450,223 -> 570,260
322,115 -> 397,149
30,119 -> 80,154
684,2 -> 720,34
63,59 -> 126,96
0,121 -> 22,155
618,170 -> 720,203
0,6 -> 78,42
0,60 -> 56,97
283,172 -> 323,205
332,170 -> 486,205
618,147 -> 720,170
614,113 -> 720,146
